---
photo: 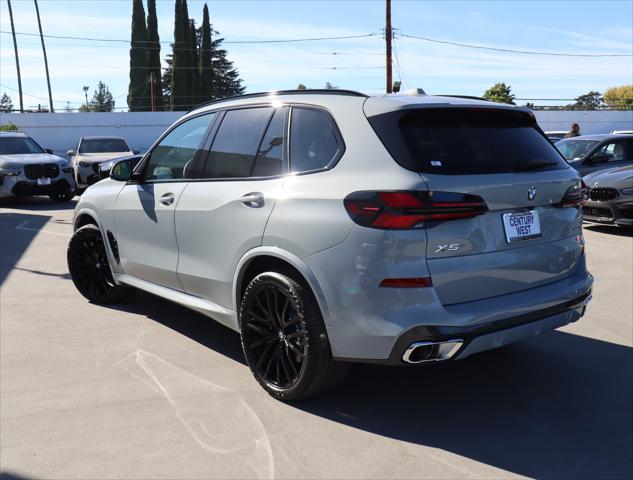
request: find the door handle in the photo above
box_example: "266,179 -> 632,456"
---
240,192 -> 265,208
159,193 -> 175,206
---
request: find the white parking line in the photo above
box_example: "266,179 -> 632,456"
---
15,220 -> 70,238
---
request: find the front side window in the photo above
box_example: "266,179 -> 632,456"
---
203,107 -> 273,178
589,141 -> 630,163
144,113 -> 216,181
79,138 -> 130,153
0,137 -> 44,155
290,107 -> 341,173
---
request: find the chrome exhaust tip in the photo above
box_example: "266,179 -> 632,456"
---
402,339 -> 463,364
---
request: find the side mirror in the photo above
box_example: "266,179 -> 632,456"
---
110,159 -> 134,182
133,149 -> 140,154
587,154 -> 608,164
67,150 -> 75,157
45,148 -> 53,154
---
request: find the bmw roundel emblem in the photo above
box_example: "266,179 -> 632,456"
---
527,186 -> 537,201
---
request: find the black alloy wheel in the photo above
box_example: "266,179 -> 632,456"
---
240,272 -> 349,401
67,224 -> 132,303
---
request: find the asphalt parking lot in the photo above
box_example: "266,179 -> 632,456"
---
1,196 -> 632,480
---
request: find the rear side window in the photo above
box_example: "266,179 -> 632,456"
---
368,108 -> 568,175
290,107 -> 342,173
203,107 -> 273,178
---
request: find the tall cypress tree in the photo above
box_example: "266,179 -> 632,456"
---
198,4 -> 213,102
171,0 -> 187,110
146,0 -> 163,110
128,0 -> 149,111
189,19 -> 199,106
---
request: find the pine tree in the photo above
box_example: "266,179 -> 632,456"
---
90,81 -> 115,112
128,0 -> 149,111
198,4 -> 213,102
210,30 -> 245,99
146,0 -> 163,110
0,92 -> 14,112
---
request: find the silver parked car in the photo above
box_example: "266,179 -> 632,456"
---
67,90 -> 593,400
0,131 -> 76,202
68,136 -> 136,189
583,165 -> 633,227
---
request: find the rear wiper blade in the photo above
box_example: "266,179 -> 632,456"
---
515,160 -> 558,171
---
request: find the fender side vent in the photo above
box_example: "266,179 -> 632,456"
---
106,230 -> 120,263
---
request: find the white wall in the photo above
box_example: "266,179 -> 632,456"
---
0,111 -> 184,158
1,109 -> 632,159
534,110 -> 633,135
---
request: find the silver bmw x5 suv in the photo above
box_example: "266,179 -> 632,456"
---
68,90 -> 593,400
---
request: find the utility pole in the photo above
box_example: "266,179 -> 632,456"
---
34,0 -> 54,112
6,0 -> 24,112
149,72 -> 156,112
385,0 -> 393,94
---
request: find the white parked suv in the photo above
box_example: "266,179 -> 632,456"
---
68,136 -> 136,189
68,90 -> 593,400
0,131 -> 76,201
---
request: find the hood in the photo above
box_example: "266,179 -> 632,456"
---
583,165 -> 633,190
75,152 -> 133,163
0,153 -> 68,166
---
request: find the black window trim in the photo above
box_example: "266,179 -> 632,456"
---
130,110 -> 220,184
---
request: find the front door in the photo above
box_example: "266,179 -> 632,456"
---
114,112 -> 217,290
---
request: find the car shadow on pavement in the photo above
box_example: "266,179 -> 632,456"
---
0,212 -> 51,286
109,291 -> 632,479
0,196 -> 77,211
584,224 -> 633,237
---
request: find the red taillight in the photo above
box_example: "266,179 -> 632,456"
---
344,191 -> 487,229
556,180 -> 589,208
379,277 -> 433,288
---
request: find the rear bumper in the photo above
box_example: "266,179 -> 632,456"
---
383,290 -> 592,365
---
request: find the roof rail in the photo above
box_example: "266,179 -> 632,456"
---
438,95 -> 491,102
187,89 -> 368,112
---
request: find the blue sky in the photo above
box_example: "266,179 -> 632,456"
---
1,0 -> 631,111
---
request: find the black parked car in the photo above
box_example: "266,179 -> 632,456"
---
555,134 -> 633,176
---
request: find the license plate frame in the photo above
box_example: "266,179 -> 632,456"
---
502,210 -> 542,243
37,177 -> 52,186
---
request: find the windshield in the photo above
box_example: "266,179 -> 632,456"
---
79,138 -> 130,154
0,137 -> 45,155
368,108 -> 568,174
555,139 -> 600,161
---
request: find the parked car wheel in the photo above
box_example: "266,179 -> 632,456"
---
239,272 -> 349,401
67,224 -> 132,304
49,191 -> 75,202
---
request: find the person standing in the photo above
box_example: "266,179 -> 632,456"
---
564,123 -> 581,138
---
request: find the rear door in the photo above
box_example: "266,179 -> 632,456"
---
369,107 -> 583,305
175,106 -> 286,309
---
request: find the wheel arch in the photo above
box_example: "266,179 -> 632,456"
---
233,247 -> 332,327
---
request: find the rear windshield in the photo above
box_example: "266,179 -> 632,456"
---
79,138 -> 129,153
368,108 -> 568,174
0,137 -> 44,155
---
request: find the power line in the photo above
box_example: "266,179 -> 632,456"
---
0,30 -> 379,46
401,33 -> 633,57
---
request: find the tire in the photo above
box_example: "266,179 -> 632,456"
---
239,272 -> 349,401
67,224 -> 132,304
49,191 -> 75,202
